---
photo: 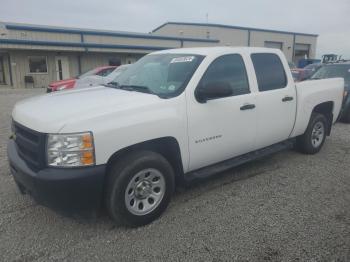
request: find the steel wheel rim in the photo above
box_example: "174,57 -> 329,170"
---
125,168 -> 166,216
311,121 -> 325,148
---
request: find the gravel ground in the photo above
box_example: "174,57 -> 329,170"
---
0,88 -> 349,262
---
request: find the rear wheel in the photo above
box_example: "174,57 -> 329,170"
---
340,108 -> 350,123
105,151 -> 175,227
297,113 -> 328,154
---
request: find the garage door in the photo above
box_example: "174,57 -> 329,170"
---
264,41 -> 283,50
295,43 -> 310,52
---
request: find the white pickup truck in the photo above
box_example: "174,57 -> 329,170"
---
8,47 -> 344,226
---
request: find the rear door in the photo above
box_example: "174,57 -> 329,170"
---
250,52 -> 296,149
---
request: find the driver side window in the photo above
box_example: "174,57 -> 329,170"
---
199,54 -> 250,97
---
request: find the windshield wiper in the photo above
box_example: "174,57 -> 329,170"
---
119,85 -> 167,98
119,85 -> 151,93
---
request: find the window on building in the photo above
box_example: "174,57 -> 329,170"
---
264,41 -> 283,50
28,56 -> 48,73
198,54 -> 250,97
251,53 -> 287,91
109,58 -> 121,66
96,67 -> 115,76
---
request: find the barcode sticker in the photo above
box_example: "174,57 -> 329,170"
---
170,56 -> 195,63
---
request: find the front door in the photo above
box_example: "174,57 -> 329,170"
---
0,57 -> 5,84
251,53 -> 297,149
55,56 -> 70,80
187,54 -> 257,171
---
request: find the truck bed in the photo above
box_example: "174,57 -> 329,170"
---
291,78 -> 344,138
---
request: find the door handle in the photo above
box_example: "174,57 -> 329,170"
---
240,104 -> 256,110
282,96 -> 294,102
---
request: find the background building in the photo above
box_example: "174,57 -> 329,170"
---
152,22 -> 318,65
0,21 -> 317,88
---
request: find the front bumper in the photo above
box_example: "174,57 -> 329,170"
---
7,140 -> 106,216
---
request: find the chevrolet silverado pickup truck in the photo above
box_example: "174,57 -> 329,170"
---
8,47 -> 344,227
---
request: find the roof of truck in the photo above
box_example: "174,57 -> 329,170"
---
152,46 -> 281,56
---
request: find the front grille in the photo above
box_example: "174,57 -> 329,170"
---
13,121 -> 46,170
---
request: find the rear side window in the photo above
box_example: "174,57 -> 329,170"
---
200,54 -> 250,97
251,53 -> 287,91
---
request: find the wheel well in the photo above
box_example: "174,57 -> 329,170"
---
106,137 -> 184,184
312,101 -> 334,135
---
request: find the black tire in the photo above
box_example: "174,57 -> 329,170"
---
340,108 -> 350,123
296,113 -> 328,154
105,150 -> 175,227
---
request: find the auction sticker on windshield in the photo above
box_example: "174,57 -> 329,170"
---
170,56 -> 195,63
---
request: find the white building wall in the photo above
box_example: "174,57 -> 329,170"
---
8,50 -> 56,88
295,35 -> 317,59
7,30 -> 81,42
83,35 -> 180,48
153,24 -> 249,46
5,50 -> 149,88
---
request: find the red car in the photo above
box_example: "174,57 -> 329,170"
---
47,66 -> 117,92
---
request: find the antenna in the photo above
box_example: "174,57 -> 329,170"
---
206,13 -> 210,39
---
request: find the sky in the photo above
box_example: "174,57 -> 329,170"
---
0,0 -> 349,58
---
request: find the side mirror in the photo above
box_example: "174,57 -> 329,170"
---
195,81 -> 232,103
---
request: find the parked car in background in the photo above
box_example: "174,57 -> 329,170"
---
8,47 -> 344,226
298,58 -> 321,68
322,54 -> 340,64
289,61 -> 304,82
293,63 -> 322,82
310,62 -> 350,122
47,66 -> 117,92
74,65 -> 131,89
289,61 -> 322,82
300,63 -> 322,80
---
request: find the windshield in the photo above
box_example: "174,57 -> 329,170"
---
108,53 -> 204,98
311,64 -> 350,86
106,65 -> 130,80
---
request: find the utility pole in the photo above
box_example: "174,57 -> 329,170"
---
206,13 -> 210,39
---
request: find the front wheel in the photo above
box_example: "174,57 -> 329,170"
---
105,151 -> 175,227
296,113 -> 328,154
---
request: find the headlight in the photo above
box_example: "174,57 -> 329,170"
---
47,132 -> 95,167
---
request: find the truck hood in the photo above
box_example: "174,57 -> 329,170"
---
12,86 -> 162,133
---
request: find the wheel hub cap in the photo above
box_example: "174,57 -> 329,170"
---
135,180 -> 152,199
124,168 -> 166,216
311,121 -> 325,148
